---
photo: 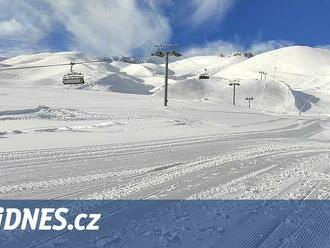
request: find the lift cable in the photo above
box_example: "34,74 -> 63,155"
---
0,54 -> 236,82
0,59 -> 114,72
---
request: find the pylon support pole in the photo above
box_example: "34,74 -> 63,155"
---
164,53 -> 169,106
151,45 -> 181,107
229,81 -> 240,106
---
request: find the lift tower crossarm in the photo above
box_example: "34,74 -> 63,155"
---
229,80 -> 240,106
245,97 -> 254,109
151,45 -> 182,107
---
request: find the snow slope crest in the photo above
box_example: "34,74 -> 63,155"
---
216,46 -> 330,91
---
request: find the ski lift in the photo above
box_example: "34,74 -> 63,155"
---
62,62 -> 85,85
199,69 -> 210,80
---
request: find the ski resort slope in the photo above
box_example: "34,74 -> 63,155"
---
1,81 -> 330,248
216,46 -> 330,91
163,78 -> 298,113
167,54 -> 246,76
2,46 -> 330,114
1,45 -> 330,154
0,52 -> 153,94
1,47 -> 330,247
1,52 -> 93,82
0,46 -> 330,165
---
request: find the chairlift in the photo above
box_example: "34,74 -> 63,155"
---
199,69 -> 210,80
62,62 -> 85,85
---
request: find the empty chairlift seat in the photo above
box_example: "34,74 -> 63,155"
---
199,69 -> 210,80
63,62 -> 85,85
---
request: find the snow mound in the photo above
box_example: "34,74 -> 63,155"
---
121,64 -> 154,77
0,105 -> 111,121
217,46 -> 330,91
163,78 -> 301,113
92,73 -> 153,95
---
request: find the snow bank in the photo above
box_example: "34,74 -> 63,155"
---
0,105 -> 111,121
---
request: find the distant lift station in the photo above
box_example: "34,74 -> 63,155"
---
63,62 -> 85,85
199,69 -> 210,80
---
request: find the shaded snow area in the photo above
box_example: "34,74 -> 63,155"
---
1,46 -> 330,247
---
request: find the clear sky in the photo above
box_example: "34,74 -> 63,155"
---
0,0 -> 330,57
174,0 -> 330,47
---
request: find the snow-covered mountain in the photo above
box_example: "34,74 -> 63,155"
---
1,46 -> 330,114
216,46 -> 330,91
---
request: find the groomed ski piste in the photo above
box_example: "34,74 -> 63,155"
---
2,46 -> 330,247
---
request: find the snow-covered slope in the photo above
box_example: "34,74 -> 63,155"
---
160,78 -> 299,113
120,63 -> 172,78
0,52 -> 106,83
110,60 -> 131,70
216,46 -> 330,91
121,64 -> 154,77
92,73 -> 153,94
0,52 -> 153,94
2,46 -> 330,113
167,55 -> 246,77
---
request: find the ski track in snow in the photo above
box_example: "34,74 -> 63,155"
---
0,104 -> 330,246
0,117 -> 329,201
0,57 -> 330,245
1,119 -> 330,247
3,47 -> 330,247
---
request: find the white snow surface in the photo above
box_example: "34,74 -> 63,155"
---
216,46 -> 330,91
2,46 -> 330,114
2,46 -> 330,247
0,45 -> 330,201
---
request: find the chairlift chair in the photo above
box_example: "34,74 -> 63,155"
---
62,62 -> 85,85
199,69 -> 210,80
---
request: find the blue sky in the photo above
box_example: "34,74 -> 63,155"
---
173,0 -> 330,46
0,0 -> 329,57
